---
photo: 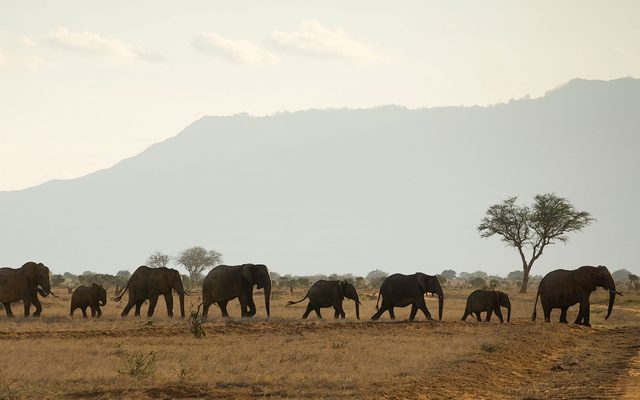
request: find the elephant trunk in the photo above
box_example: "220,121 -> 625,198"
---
179,291 -> 185,318
604,274 -> 616,320
41,281 -> 51,296
354,299 -> 360,320
264,279 -> 271,318
605,290 -> 615,320
438,295 -> 444,321
174,280 -> 185,318
506,304 -> 511,323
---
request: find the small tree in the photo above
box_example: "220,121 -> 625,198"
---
147,251 -> 171,268
507,270 -> 524,281
366,269 -> 388,288
629,274 -> 639,290
176,246 -> 222,285
479,194 -> 593,293
440,269 -> 457,280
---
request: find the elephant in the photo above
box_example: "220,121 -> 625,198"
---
462,290 -> 511,323
0,262 -> 52,317
70,283 -> 107,318
286,280 -> 361,319
114,266 -> 185,318
532,265 -> 620,326
370,273 -> 444,321
202,264 -> 271,318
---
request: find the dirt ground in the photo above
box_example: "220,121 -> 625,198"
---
0,287 -> 638,399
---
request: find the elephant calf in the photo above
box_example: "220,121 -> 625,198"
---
462,290 -> 511,323
70,283 -> 107,318
286,280 -> 361,319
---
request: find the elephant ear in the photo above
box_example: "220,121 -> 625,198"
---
574,267 -> 598,291
338,281 -> 345,299
241,264 -> 255,285
416,273 -> 428,294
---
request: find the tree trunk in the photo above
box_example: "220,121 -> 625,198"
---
519,265 -> 531,293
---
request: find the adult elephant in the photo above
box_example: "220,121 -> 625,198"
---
532,265 -> 619,326
286,280 -> 361,319
114,266 -> 185,318
0,262 -> 52,317
70,283 -> 107,318
370,273 -> 444,321
462,290 -> 511,323
202,264 -> 271,318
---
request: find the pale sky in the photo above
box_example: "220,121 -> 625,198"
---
1,1 -> 639,191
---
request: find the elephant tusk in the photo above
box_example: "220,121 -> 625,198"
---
610,289 -> 623,296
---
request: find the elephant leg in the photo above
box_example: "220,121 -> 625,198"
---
31,297 -> 42,317
370,304 -> 387,320
96,306 -> 102,318
147,295 -> 159,317
202,299 -> 212,318
81,307 -> 88,318
333,307 -> 340,319
418,300 -> 432,320
121,300 -> 135,317
3,302 -> 13,317
315,307 -> 322,319
475,312 -> 482,322
246,296 -> 257,317
577,299 -> 591,327
218,301 -> 230,318
462,310 -> 470,321
542,305 -> 552,323
23,300 -> 31,317
164,293 -> 174,318
485,310 -> 493,322
388,307 -> 396,320
302,303 -> 314,319
70,306 -> 75,317
494,307 -> 504,323
560,307 -> 569,323
135,300 -> 144,317
409,304 -> 418,321
339,304 -> 346,319
91,306 -> 96,317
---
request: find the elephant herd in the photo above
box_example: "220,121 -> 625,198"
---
0,262 -> 621,327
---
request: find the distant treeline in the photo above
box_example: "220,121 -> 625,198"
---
52,267 -> 638,292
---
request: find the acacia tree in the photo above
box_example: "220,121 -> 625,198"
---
147,251 -> 172,268
176,246 -> 223,284
478,193 -> 593,293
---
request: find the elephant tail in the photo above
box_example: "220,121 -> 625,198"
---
286,293 -> 308,306
375,291 -> 381,311
531,290 -> 540,321
114,284 -> 129,302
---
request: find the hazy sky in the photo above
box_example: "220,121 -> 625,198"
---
1,1 -> 639,191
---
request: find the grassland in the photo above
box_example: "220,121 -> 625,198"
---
0,287 -> 639,399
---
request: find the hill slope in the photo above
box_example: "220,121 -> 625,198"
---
1,78 -> 639,276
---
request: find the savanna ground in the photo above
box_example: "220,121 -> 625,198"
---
0,287 -> 639,399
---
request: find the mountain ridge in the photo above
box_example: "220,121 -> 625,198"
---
1,77 -> 638,276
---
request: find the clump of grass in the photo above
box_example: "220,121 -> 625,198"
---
480,342 -> 499,353
189,303 -> 206,338
331,341 -> 345,349
116,350 -> 157,378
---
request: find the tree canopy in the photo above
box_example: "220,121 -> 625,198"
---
478,193 -> 593,292
176,246 -> 222,284
147,251 -> 171,268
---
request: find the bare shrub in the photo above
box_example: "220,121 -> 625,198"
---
116,351 -> 157,378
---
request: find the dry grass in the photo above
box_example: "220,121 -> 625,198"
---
0,287 -> 639,399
